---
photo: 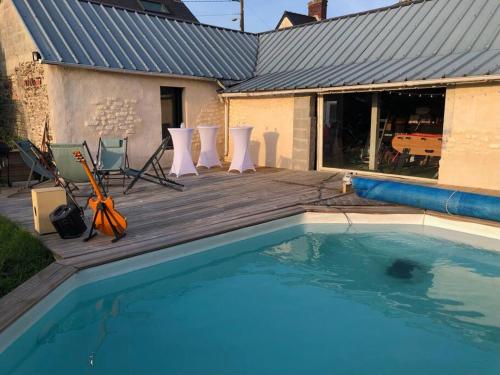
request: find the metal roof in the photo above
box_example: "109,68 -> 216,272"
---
13,0 -> 258,81
226,0 -> 500,92
12,0 -> 500,91
225,50 -> 500,93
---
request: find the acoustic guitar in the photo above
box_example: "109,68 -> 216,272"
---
73,151 -> 127,242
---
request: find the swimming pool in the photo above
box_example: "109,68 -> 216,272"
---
1,213 -> 499,375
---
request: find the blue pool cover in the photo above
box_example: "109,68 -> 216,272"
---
353,177 -> 500,222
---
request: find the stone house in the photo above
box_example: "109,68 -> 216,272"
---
276,0 -> 329,30
0,0 -> 255,164
0,0 -> 499,190
223,0 -> 500,190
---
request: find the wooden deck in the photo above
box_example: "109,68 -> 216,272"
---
0,167 -> 349,269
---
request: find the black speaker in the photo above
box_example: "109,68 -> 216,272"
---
50,204 -> 87,239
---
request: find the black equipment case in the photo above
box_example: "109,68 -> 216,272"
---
50,204 -> 87,239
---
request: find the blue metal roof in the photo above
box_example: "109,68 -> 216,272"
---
13,0 -> 500,91
226,50 -> 500,93
13,0 -> 258,81
226,0 -> 500,92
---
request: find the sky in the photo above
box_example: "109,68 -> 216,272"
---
184,0 -> 396,32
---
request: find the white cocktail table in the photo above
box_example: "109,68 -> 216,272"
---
197,125 -> 222,169
228,126 -> 255,173
168,128 -> 198,177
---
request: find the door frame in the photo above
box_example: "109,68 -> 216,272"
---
160,86 -> 183,140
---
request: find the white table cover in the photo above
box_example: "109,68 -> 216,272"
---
197,125 -> 222,169
168,128 -> 198,177
229,126 -> 255,173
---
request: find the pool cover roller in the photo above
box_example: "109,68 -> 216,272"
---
352,177 -> 500,222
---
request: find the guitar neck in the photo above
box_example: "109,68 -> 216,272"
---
79,159 -> 104,201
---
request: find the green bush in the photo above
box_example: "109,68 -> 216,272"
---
0,215 -> 53,297
0,126 -> 18,149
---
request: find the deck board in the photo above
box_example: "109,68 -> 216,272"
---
0,262 -> 77,333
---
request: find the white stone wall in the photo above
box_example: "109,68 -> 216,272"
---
46,65 -> 224,166
228,96 -> 295,168
228,95 -> 316,170
0,0 -> 51,145
439,83 -> 500,191
85,97 -> 141,137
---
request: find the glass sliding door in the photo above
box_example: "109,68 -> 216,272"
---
322,93 -> 372,170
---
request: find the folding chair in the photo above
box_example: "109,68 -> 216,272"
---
15,140 -> 58,191
123,136 -> 184,194
96,137 -> 129,190
49,142 -> 106,198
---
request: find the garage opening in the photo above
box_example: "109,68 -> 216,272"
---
321,88 -> 445,179
160,87 -> 183,141
377,88 -> 445,179
322,92 -> 372,169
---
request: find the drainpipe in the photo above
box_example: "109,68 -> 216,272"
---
216,80 -> 230,159
224,98 -> 230,157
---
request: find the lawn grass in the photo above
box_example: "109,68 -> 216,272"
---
0,215 -> 53,298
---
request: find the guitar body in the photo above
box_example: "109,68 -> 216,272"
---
73,151 -> 127,242
88,197 -> 127,237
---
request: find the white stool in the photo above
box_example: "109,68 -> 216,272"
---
197,125 -> 221,169
229,126 -> 255,173
168,128 -> 198,177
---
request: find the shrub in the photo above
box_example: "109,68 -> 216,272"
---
0,215 -> 53,297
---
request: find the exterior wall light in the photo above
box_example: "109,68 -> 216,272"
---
32,51 -> 42,62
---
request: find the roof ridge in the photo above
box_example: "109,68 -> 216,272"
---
258,0 -> 433,36
80,0 -> 258,36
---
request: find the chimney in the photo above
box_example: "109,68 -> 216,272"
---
308,0 -> 327,21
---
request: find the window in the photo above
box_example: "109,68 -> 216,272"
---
160,87 -> 183,140
138,0 -> 170,14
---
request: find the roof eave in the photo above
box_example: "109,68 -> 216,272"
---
41,60 -> 229,83
220,74 -> 500,97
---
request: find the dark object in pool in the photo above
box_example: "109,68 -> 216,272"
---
386,259 -> 420,279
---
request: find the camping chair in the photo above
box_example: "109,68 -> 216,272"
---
12,140 -> 83,208
96,137 -> 129,190
15,140 -> 58,192
49,142 -> 106,198
123,136 -> 184,194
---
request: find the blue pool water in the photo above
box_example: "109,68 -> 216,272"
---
1,224 -> 500,375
